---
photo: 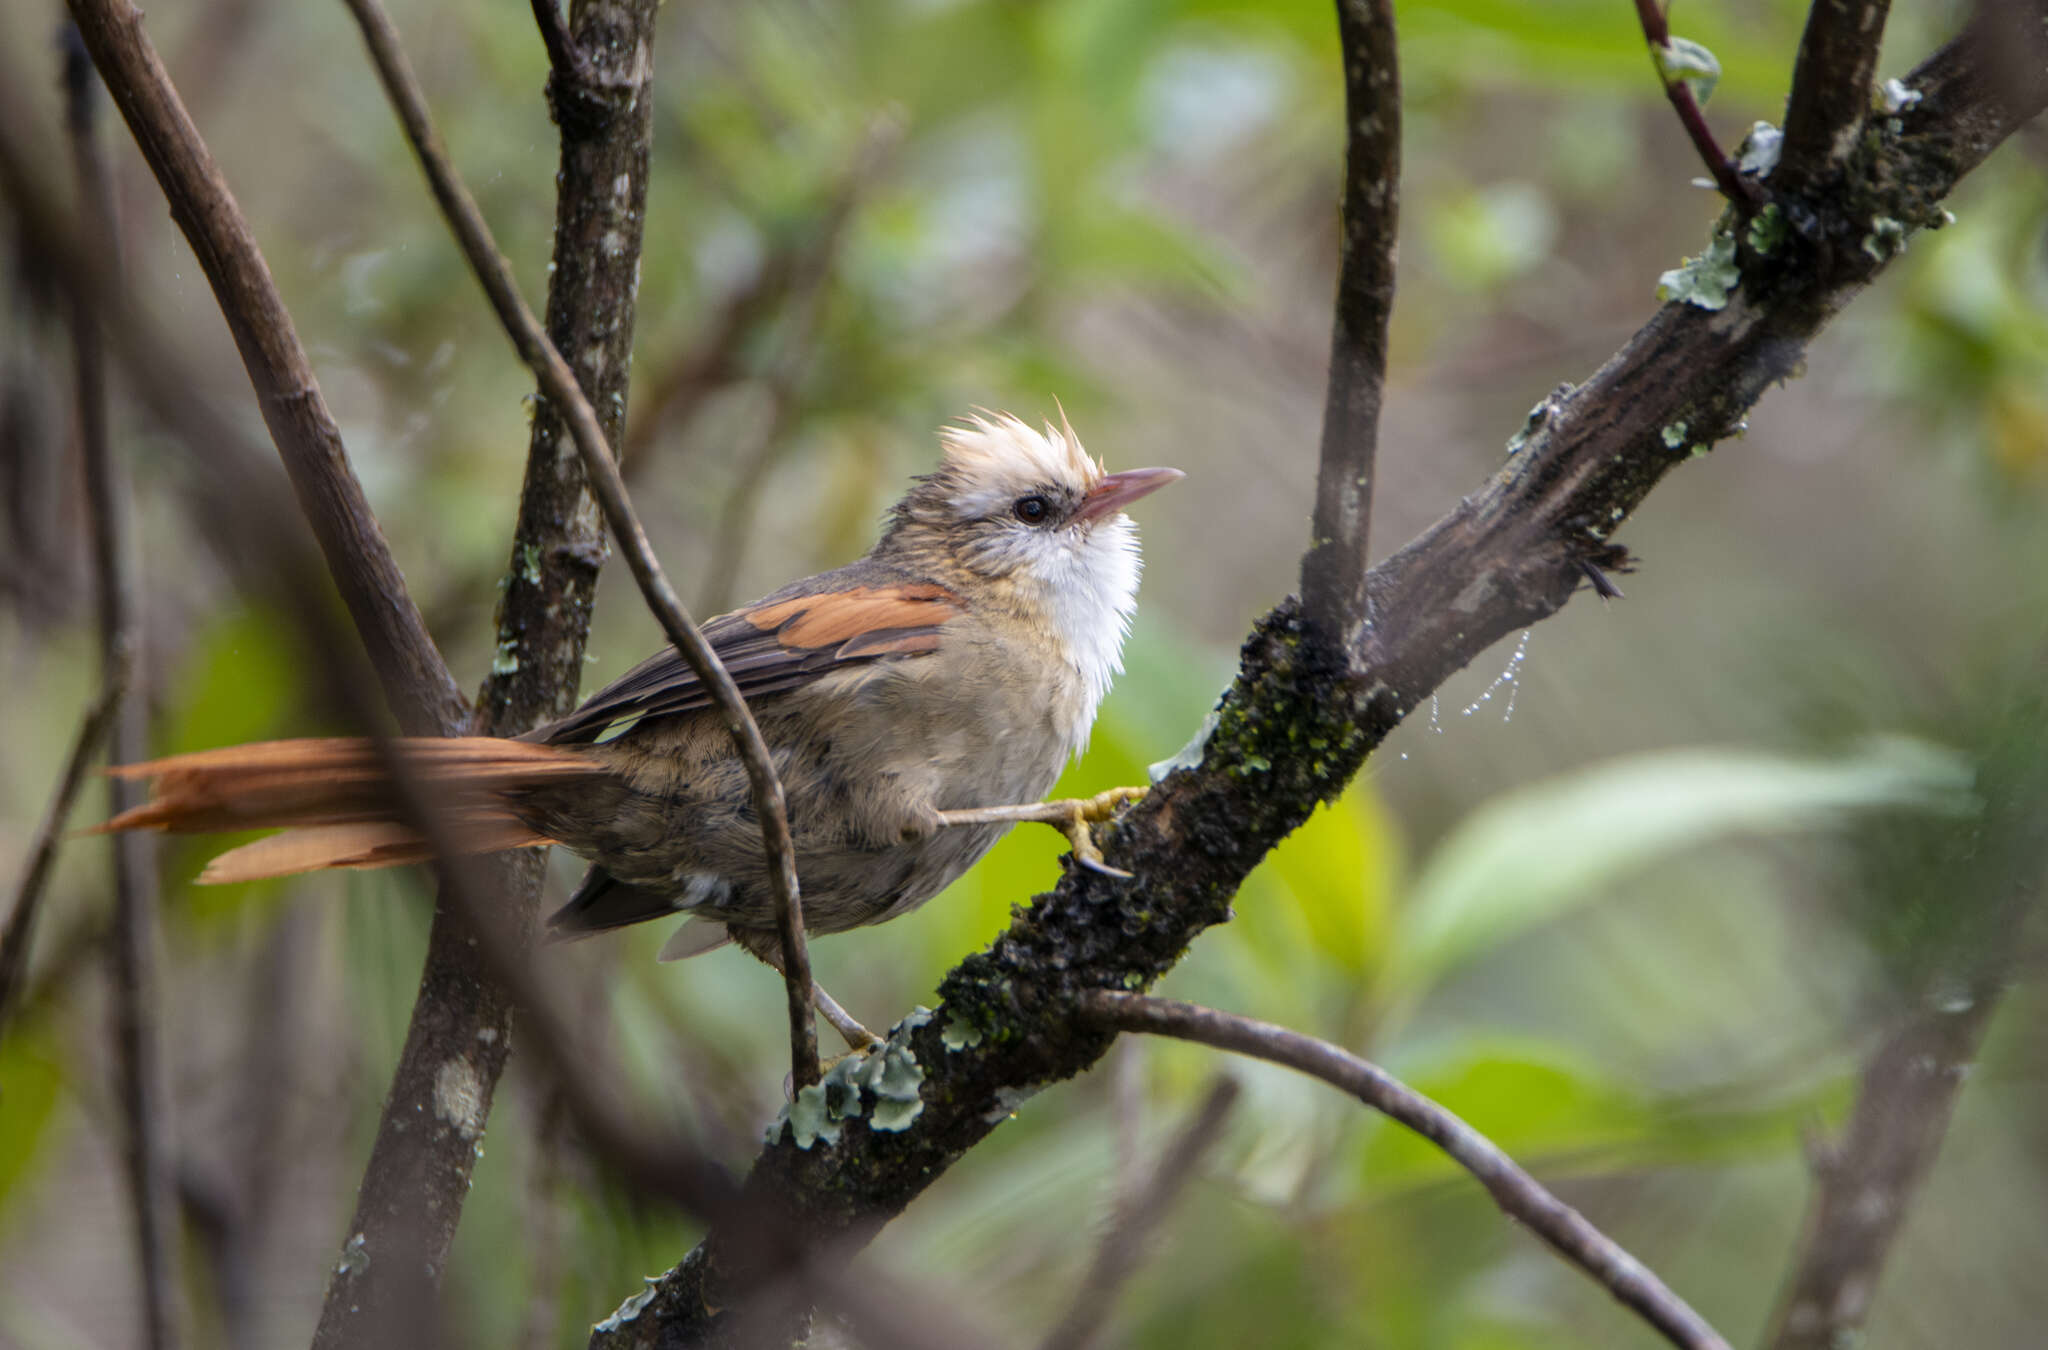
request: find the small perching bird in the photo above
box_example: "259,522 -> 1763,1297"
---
100,412 -> 1180,1041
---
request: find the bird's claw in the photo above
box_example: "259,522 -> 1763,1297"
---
931,786 -> 1146,877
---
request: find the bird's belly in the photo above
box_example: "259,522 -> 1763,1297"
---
555,660 -> 1078,937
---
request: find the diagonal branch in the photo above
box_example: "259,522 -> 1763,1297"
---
337,0 -> 819,1090
1038,1076 -> 1241,1350
1763,992 -> 2000,1349
1301,0 -> 1400,652
587,12 -> 2048,1346
1082,994 -> 1732,1350
65,0 -> 468,737
0,671 -> 127,1030
1778,0 -> 1894,192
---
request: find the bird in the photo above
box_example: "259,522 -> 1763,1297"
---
97,411 -> 1181,1043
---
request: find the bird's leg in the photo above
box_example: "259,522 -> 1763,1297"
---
932,785 -> 1147,878
811,983 -> 884,1053
740,932 -> 884,1051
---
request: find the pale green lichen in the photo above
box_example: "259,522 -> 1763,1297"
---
777,1008 -> 931,1149
1862,216 -> 1908,262
1148,710 -> 1218,783
1879,78 -> 1922,114
1661,421 -> 1689,449
1657,228 -> 1740,310
1746,203 -> 1787,255
940,1015 -> 984,1051
518,542 -> 543,585
491,639 -> 521,677
594,1281 -> 659,1332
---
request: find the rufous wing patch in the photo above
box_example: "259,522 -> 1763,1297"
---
743,584 -> 960,649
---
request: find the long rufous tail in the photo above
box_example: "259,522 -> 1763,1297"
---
95,737 -> 606,884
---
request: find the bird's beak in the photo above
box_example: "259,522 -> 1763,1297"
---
1076,466 -> 1184,522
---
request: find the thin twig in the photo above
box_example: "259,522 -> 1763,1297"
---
66,0 -> 469,737
1778,0 -> 1894,190
1039,1076 -> 1240,1350
1763,992 -> 1999,1349
1081,992 -> 1735,1350
0,672 -> 127,1029
63,32 -> 182,1349
1633,0 -> 1765,210
337,0 -> 820,1089
1300,0 -> 1400,654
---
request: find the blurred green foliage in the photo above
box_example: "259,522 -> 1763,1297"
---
3,0 -> 2047,1347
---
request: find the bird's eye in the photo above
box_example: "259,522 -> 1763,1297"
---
1012,495 -> 1051,525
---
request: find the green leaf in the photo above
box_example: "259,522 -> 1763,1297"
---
1389,737 -> 1976,995
1656,36 -> 1722,106
1359,1037 -> 1652,1190
0,1018 -> 65,1213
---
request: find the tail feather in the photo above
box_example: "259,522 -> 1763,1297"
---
97,736 -> 604,882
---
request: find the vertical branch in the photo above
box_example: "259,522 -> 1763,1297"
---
334,0 -> 819,1087
312,2 -> 661,1347
63,0 -> 468,737
1038,1077 -> 1241,1350
1777,1 -> 1894,191
1763,994 -> 1999,1350
62,31 -> 182,1350
1300,0 -> 1400,655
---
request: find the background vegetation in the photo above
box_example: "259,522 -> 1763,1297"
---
3,0 -> 2045,1346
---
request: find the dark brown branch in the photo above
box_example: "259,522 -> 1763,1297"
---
1038,1076 -> 1241,1350
62,35 -> 183,1349
1300,0 -> 1399,651
64,0 -> 468,737
1633,0 -> 1765,209
313,2 -> 661,1345
1083,994 -> 1731,1350
0,671 -> 126,1030
1778,1 -> 1894,191
589,14 -> 2048,1346
336,0 -> 820,1090
1763,993 -> 2000,1349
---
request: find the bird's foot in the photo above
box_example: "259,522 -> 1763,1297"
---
933,785 -> 1147,878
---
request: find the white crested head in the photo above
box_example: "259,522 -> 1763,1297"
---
880,411 -> 1180,743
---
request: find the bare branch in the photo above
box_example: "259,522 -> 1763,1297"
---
1778,1 -> 1894,190
1082,993 -> 1732,1350
0,669 -> 126,1030
1301,0 -> 1400,652
64,0 -> 468,736
62,34 -> 183,1348
1039,1076 -> 1240,1350
337,0 -> 820,1089
1632,0 -> 1765,209
1763,993 -> 1999,1349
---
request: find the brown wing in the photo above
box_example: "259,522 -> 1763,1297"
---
537,566 -> 962,746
